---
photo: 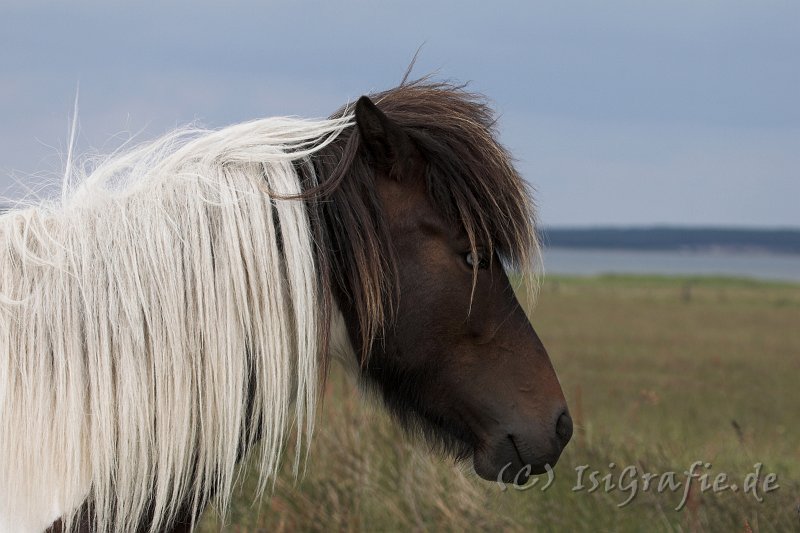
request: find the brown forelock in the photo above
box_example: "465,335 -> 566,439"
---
297,79 -> 539,366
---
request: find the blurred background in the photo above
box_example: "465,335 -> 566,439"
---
2,1 -> 798,530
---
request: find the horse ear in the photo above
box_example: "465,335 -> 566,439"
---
355,96 -> 418,176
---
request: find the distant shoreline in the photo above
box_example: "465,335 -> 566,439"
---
541,227 -> 800,255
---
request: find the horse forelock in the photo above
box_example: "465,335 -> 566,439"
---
312,79 -> 542,364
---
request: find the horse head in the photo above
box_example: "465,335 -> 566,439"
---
324,89 -> 572,484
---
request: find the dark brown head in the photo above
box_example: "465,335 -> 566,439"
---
311,81 -> 572,484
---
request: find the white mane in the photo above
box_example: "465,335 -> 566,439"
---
0,115 -> 354,532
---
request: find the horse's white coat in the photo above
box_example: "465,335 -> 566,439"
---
0,115 -> 354,532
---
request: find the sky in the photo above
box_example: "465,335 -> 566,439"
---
1,0 -> 798,228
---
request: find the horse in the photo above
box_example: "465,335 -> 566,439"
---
0,79 -> 572,532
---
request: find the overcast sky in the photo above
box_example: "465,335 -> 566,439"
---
1,1 -> 797,227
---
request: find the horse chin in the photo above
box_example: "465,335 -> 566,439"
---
360,367 -> 478,464
406,410 -> 477,465
379,397 -> 478,466
472,435 -> 561,485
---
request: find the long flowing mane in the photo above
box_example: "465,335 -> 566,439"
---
0,117 -> 352,532
0,80 -> 540,533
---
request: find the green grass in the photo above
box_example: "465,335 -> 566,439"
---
200,275 -> 800,532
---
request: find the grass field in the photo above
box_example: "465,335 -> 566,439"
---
199,275 -> 800,532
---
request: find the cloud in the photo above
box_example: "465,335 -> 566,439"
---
1,1 -> 798,225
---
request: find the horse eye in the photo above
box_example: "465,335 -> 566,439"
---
464,251 -> 489,270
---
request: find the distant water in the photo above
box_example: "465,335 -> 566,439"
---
543,248 -> 800,282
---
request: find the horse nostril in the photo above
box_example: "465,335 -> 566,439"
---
555,411 -> 573,447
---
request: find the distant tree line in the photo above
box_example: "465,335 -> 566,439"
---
541,227 -> 800,254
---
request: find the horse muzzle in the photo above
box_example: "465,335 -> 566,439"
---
472,408 -> 573,485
